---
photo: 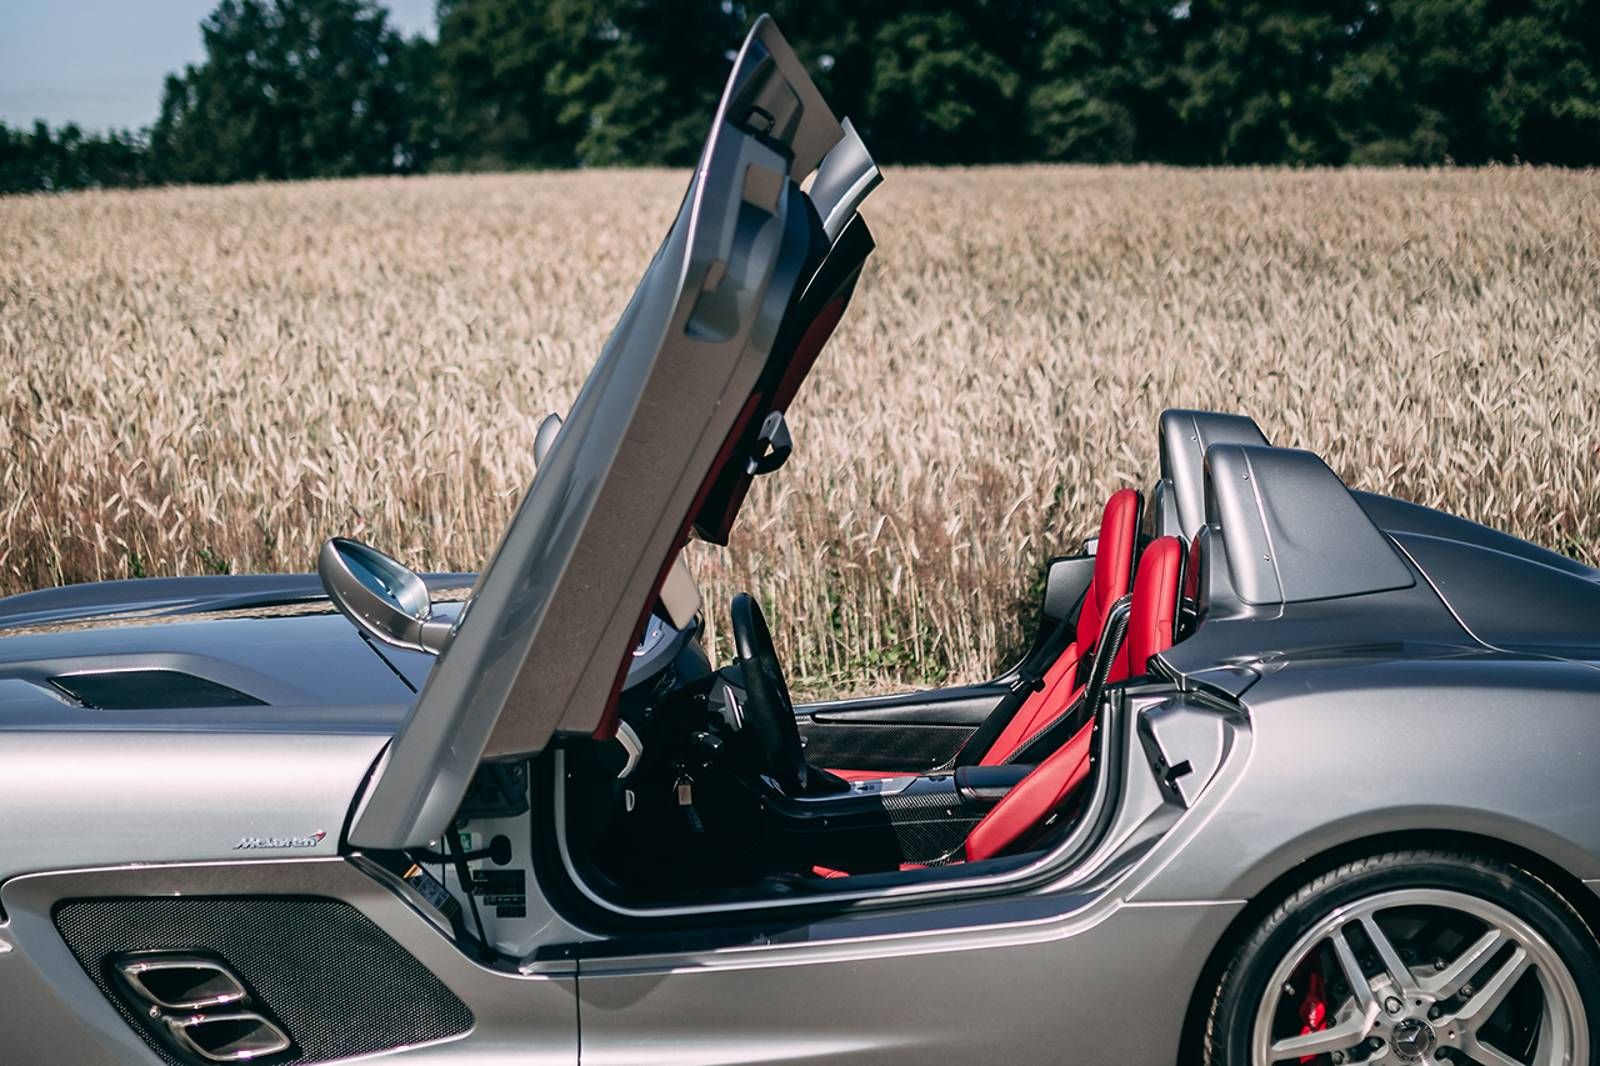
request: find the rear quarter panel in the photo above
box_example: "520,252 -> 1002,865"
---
1132,652 -> 1600,903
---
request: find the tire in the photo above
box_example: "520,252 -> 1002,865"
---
1203,850 -> 1600,1065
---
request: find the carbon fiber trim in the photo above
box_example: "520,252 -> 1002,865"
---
54,896 -> 473,1065
881,787 -> 981,862
799,722 -> 977,773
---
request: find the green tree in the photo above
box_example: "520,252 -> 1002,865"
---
1175,0 -> 1386,165
435,0 -> 578,167
564,1 -> 744,166
8,0 -> 1600,194
434,0 -> 744,168
1028,0 -> 1184,162
1320,0 -> 1600,165
0,121 -> 151,194
865,11 -> 1022,164
149,0 -> 434,184
759,0 -> 876,128
1480,0 -> 1599,163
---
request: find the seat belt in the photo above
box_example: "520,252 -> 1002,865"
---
948,613 -> 1077,769
1006,596 -> 1132,766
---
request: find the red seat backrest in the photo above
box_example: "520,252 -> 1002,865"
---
977,488 -> 1139,765
966,534 -> 1186,860
1115,535 -> 1184,681
1075,489 -> 1140,652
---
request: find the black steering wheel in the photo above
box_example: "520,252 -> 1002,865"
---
729,592 -> 813,795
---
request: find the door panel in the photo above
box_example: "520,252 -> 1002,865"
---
790,546 -> 1098,774
347,16 -> 872,851
796,684 -> 1005,772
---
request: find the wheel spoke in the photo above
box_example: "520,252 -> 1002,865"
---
1269,1010 -> 1377,1059
1453,945 -> 1531,1033
1362,914 -> 1421,995
1423,927 -> 1507,998
1460,1033 -> 1529,1066
1331,926 -> 1380,1011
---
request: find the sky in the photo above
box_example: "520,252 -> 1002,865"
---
0,0 -> 439,133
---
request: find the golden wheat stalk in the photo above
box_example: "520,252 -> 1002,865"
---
3,166 -> 1597,696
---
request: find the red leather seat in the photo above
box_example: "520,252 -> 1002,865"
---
964,534 -> 1184,860
960,531 -> 1190,857
973,487 -> 1140,765
814,534 -> 1185,875
826,489 -> 1140,784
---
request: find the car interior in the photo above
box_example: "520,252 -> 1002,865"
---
345,408 -> 1268,967
549,472 -> 1203,912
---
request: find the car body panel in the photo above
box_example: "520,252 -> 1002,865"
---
1203,445 -> 1415,604
0,728 -> 385,880
795,682 -> 1007,773
1141,474 -> 1600,904
0,609 -> 419,707
0,571 -> 473,632
0,607 -> 416,879
348,17 -> 869,851
1157,408 -> 1271,539
568,687 -> 1255,1062
1135,648 -> 1600,903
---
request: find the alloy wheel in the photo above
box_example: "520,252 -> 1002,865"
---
1250,888 -> 1590,1065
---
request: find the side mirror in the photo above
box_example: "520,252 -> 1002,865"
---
534,413 -> 562,468
318,537 -> 452,655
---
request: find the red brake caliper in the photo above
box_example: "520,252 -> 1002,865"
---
1295,968 -> 1330,1063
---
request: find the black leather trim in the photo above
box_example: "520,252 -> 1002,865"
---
954,763 -> 1033,804
1042,555 -> 1095,625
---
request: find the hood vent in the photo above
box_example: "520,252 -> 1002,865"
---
50,669 -> 266,710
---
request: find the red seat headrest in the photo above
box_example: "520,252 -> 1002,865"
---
1077,489 -> 1139,650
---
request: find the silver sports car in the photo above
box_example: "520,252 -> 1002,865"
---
2,17 -> 1597,1066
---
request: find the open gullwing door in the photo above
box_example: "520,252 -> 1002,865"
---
349,17 -> 881,849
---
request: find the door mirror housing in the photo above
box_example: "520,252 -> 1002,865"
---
533,413 -> 562,468
318,537 -> 452,655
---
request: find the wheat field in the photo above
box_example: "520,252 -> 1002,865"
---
2,166 -> 1597,695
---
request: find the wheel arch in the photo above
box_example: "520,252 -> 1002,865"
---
1173,826 -> 1600,1065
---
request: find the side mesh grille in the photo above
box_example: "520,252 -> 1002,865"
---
54,896 -> 473,1064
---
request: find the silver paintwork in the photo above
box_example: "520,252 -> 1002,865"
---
533,413 -> 563,467
318,537 -> 454,654
0,859 -> 580,1065
0,727 -> 385,881
810,117 -> 883,242
3,15 -> 1600,1066
1157,408 -> 1272,539
0,571 -> 474,633
1204,444 -> 1415,604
